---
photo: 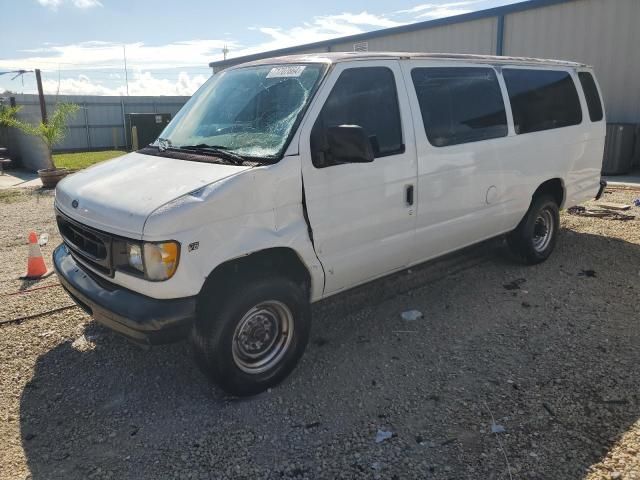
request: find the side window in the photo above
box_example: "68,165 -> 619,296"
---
578,72 -> 604,122
410,67 -> 507,147
503,69 -> 582,134
311,67 -> 403,168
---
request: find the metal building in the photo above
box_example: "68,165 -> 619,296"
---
209,0 -> 640,125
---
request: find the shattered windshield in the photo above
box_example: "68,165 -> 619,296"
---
156,64 -> 326,159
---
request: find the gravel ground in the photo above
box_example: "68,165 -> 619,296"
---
1,187 -> 639,480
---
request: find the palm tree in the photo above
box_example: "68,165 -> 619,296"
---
0,103 -> 79,170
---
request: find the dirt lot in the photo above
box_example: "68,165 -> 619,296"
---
1,187 -> 639,480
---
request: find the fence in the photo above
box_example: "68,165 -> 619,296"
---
10,94 -> 189,152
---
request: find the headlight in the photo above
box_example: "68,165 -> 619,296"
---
127,243 -> 144,272
143,241 -> 180,281
125,240 -> 180,281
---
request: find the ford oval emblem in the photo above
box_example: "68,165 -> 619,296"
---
71,199 -> 79,208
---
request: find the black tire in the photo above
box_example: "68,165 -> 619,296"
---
191,276 -> 310,397
507,194 -> 560,265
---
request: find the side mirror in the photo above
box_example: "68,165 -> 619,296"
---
326,125 -> 375,164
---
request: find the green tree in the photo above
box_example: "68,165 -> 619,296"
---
0,103 -> 80,169
0,105 -> 21,127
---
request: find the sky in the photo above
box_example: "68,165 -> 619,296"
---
0,0 -> 521,97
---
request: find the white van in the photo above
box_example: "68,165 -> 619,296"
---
53,53 -> 606,396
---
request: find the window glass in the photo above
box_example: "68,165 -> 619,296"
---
411,67 -> 507,147
311,67 -> 403,167
578,72 -> 604,122
157,64 -> 325,159
503,69 -> 582,134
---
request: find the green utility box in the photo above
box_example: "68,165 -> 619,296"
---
126,113 -> 172,150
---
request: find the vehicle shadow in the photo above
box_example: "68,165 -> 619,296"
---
19,229 -> 640,479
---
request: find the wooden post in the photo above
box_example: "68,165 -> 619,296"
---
83,102 -> 91,150
35,69 -> 47,124
121,98 -> 128,149
131,125 -> 138,151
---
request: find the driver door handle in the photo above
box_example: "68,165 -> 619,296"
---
405,184 -> 414,206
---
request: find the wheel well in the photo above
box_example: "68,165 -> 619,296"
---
533,178 -> 564,208
201,248 -> 311,300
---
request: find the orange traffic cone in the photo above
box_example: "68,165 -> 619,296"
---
20,232 -> 53,280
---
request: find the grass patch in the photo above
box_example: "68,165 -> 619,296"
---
53,150 -> 125,170
0,189 -> 26,203
0,189 -> 54,203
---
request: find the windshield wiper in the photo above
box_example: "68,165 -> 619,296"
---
173,144 -> 246,165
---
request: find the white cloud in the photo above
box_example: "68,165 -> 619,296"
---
416,7 -> 473,18
5,3 -> 491,96
319,12 -> 405,29
0,40 -> 231,72
37,0 -> 63,8
0,8 -> 412,96
236,10 -> 407,59
396,1 -> 480,14
36,0 -> 102,8
72,0 -> 103,8
42,71 -> 208,96
0,9 -> 405,76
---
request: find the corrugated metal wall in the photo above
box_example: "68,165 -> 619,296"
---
503,0 -> 640,123
11,94 -> 188,151
7,94 -> 188,170
330,17 -> 498,55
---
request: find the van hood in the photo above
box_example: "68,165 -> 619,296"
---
55,151 -> 250,238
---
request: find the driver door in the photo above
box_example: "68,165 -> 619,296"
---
299,60 -> 418,296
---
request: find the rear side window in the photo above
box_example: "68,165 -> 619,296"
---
411,67 -> 507,147
578,72 -> 604,122
311,67 -> 403,167
503,69 -> 582,134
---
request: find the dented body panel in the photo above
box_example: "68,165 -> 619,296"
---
56,154 -> 324,301
55,152 -> 250,238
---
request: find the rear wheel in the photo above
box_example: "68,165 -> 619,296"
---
191,276 -> 310,396
507,195 -> 560,265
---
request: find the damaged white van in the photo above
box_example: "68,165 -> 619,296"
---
54,53 -> 606,396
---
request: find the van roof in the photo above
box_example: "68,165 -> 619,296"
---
230,52 -> 590,70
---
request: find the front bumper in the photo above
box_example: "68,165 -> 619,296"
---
53,243 -> 196,345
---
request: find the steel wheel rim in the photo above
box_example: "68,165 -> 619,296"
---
232,300 -> 294,374
532,208 -> 554,253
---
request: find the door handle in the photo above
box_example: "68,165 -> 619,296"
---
405,184 -> 414,206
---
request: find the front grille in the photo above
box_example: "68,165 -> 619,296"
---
56,211 -> 113,275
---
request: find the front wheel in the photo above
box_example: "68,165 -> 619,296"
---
191,276 -> 311,396
507,195 -> 560,265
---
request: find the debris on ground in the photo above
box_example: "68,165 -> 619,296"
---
375,429 -> 393,443
634,198 -> 640,207
491,423 -> 506,434
579,269 -> 597,278
596,202 -> 631,211
400,309 -> 423,321
503,278 -> 526,290
38,232 -> 49,246
71,334 -> 95,352
567,205 -> 635,221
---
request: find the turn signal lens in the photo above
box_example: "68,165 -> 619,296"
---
143,241 -> 180,280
